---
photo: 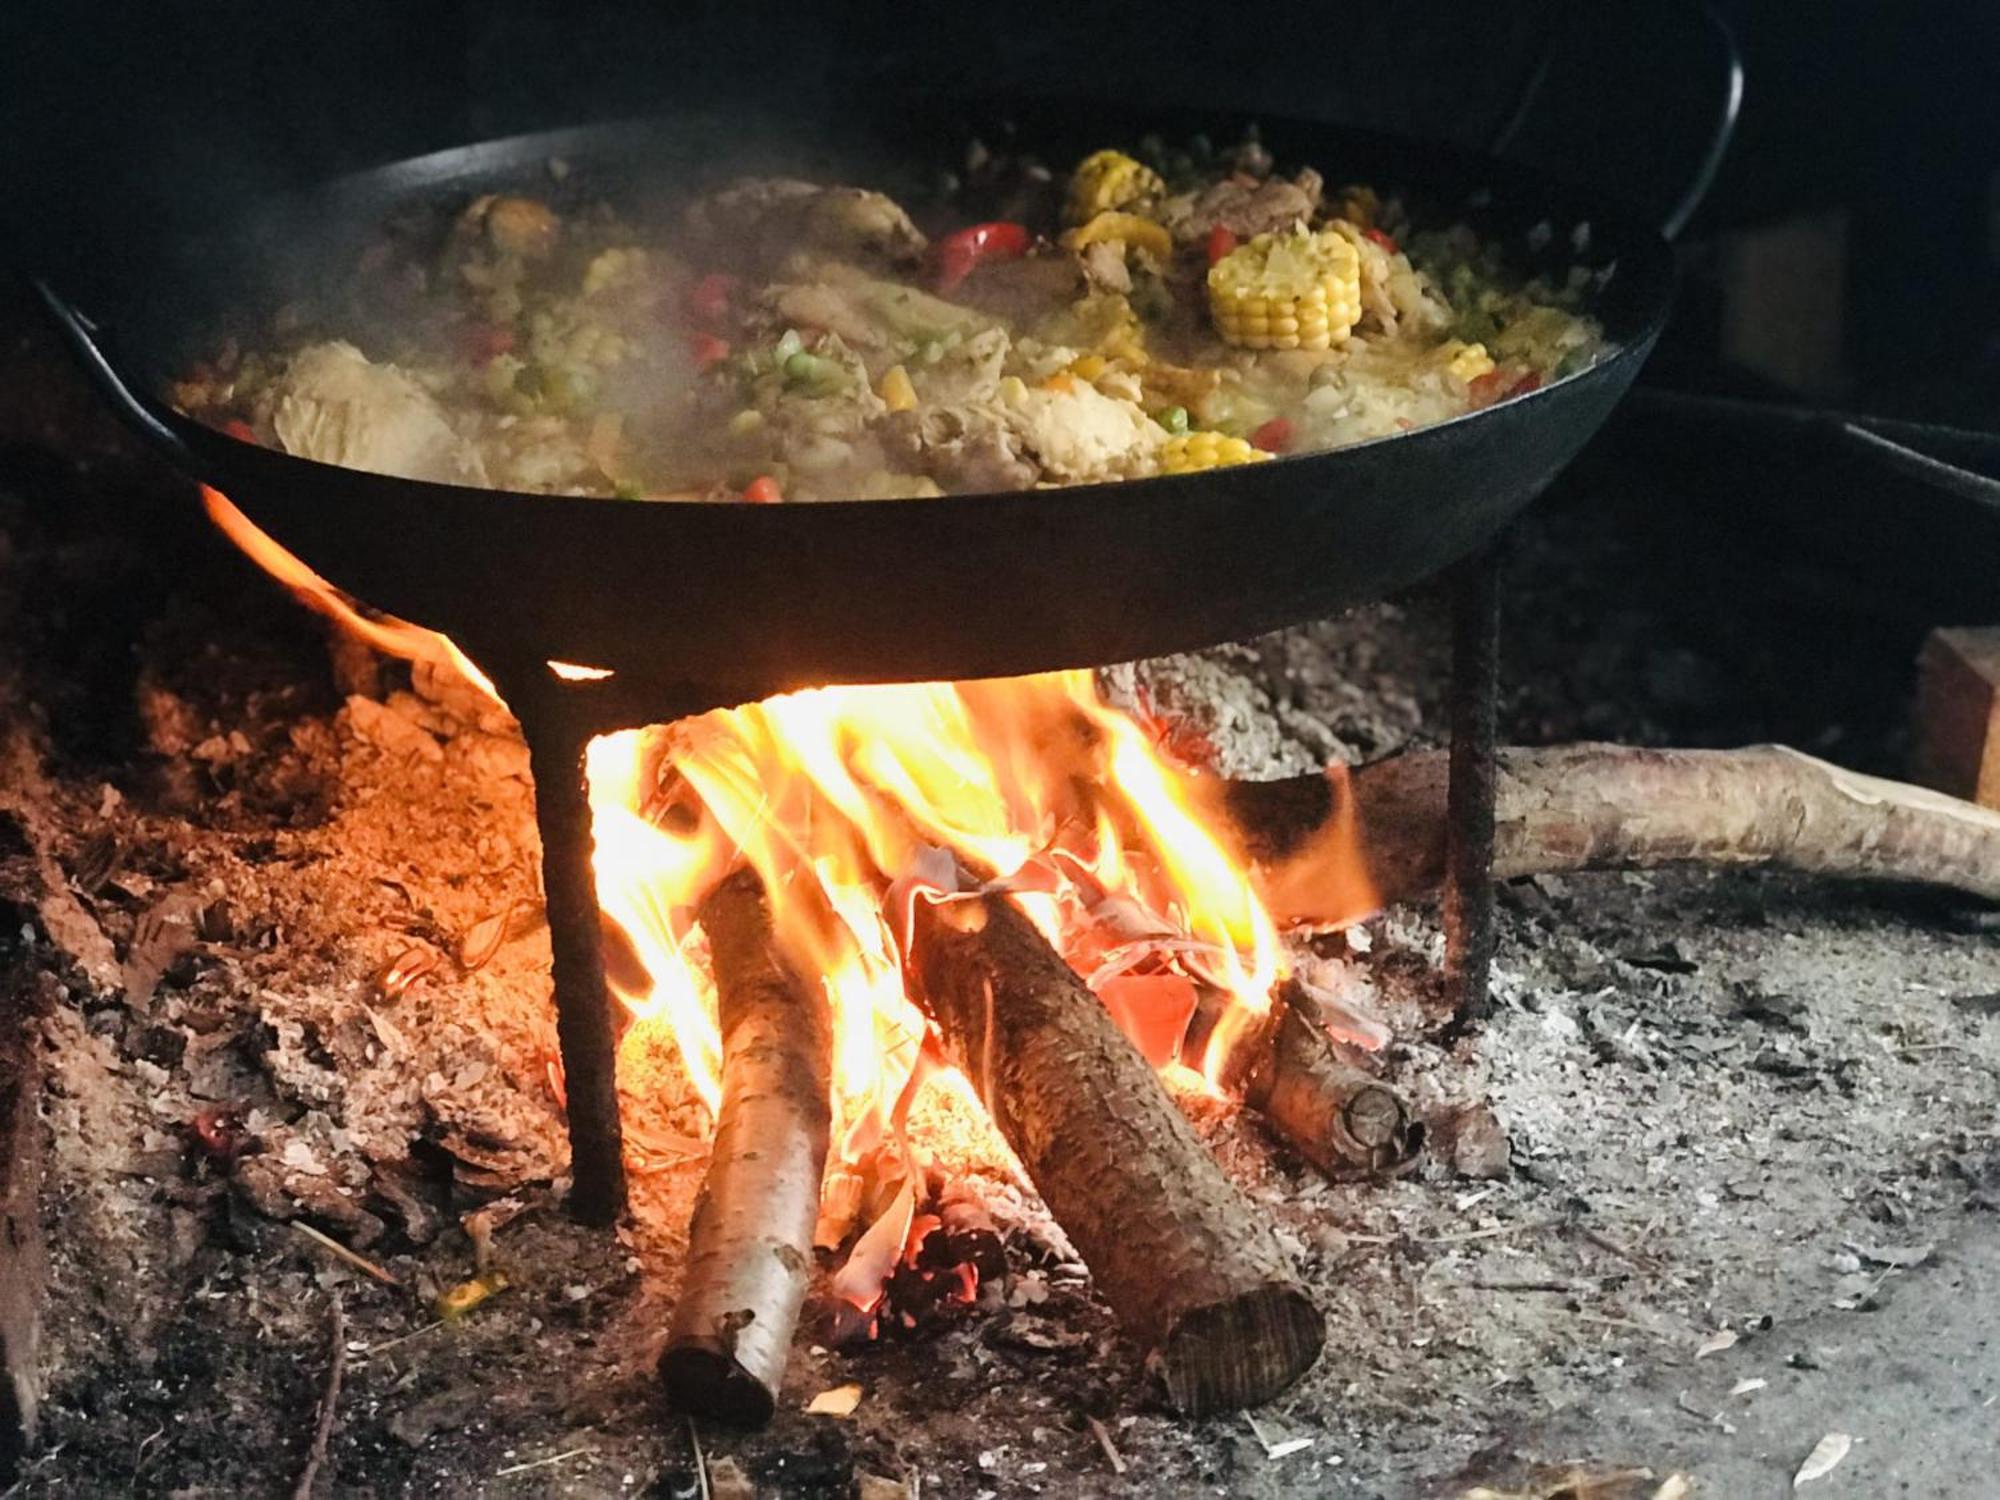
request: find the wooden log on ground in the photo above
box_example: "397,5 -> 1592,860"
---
1185,984 -> 1417,1179
1217,744 -> 2000,928
907,888 -> 1323,1416
659,869 -> 832,1427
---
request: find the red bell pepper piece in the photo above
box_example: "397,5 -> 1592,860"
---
460,322 -> 516,364
935,221 -> 1031,292
690,332 -> 731,371
1205,225 -> 1240,266
686,272 -> 740,328
742,475 -> 783,504
1363,226 -> 1399,255
1249,416 -> 1294,453
221,419 -> 258,444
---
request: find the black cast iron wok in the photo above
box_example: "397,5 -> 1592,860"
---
36,97 -> 1674,697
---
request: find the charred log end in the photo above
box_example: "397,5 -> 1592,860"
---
1230,988 -> 1419,1179
1215,772 -> 1335,865
1160,1285 -> 1324,1418
658,1338 -> 778,1428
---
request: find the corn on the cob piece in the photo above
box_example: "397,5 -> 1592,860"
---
1158,431 -> 1273,474
1207,230 -> 1363,350
1437,340 -> 1495,383
1062,210 -> 1173,261
878,363 -> 917,411
1067,150 -> 1164,224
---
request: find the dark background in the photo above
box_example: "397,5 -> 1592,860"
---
3,0 -> 1996,415
0,0 -> 1994,763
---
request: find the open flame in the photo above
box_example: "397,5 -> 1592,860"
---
203,483 -> 1375,1320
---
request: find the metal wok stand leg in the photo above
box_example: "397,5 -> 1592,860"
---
497,665 -> 630,1227
480,659 -> 747,1228
1441,536 -> 1504,1030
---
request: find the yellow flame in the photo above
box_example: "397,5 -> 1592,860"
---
202,484 -> 1375,1163
202,486 -> 499,701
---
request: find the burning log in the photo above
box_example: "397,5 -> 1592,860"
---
1185,983 -> 1417,1178
907,887 -> 1323,1416
1222,744 -> 2000,925
659,869 -> 832,1427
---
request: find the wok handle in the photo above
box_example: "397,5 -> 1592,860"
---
28,278 -> 195,463
1487,1 -> 1743,241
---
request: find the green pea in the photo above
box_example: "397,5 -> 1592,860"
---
1156,405 -> 1190,434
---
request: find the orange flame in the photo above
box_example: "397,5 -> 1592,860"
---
203,484 -> 1378,1240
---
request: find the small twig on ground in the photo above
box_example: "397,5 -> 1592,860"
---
1570,1222 -> 1663,1272
494,1448 -> 594,1478
292,1293 -> 347,1500
1088,1416 -> 1127,1476
1468,1277 -> 1584,1294
353,1319 -> 443,1360
291,1221 -> 403,1288
688,1417 -> 710,1500
1414,1216 -> 1559,1246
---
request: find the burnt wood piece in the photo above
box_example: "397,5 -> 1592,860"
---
1187,984 -> 1417,1179
907,889 -> 1323,1416
660,870 -> 832,1427
1913,627 -> 2000,809
1442,541 -> 1503,1028
1223,744 -> 2000,925
516,711 -> 627,1226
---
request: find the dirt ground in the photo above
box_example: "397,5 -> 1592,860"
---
1,314 -> 1996,1499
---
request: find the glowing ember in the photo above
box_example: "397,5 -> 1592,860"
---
202,483 -> 1377,1312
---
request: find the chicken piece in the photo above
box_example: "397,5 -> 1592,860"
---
686,179 -> 928,271
742,334 -> 897,496
877,405 -> 1040,493
763,261 -> 993,353
461,413 -> 595,493
264,342 -> 488,486
1159,167 -> 1325,244
1076,238 -> 1133,296
1002,382 -> 1162,484
880,379 -> 1161,492
945,250 -> 1087,325
907,327 -> 1012,405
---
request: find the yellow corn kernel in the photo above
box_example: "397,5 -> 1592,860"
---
1439,341 -> 1495,383
998,375 -> 1029,405
1207,230 -> 1363,351
1041,370 -> 1077,394
1159,431 -> 1273,475
1069,354 -> 1109,382
879,363 -> 917,412
1067,150 -> 1164,224
1062,210 -> 1174,262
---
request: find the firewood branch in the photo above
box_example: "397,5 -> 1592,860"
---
906,885 -> 1323,1416
1217,744 -> 2000,927
659,869 -> 832,1427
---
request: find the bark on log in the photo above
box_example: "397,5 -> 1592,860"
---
1219,744 -> 2000,927
907,890 -> 1323,1415
1186,984 -> 1417,1178
659,869 -> 832,1427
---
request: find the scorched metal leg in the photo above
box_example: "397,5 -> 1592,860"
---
518,710 -> 628,1225
1442,537 -> 1504,1028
